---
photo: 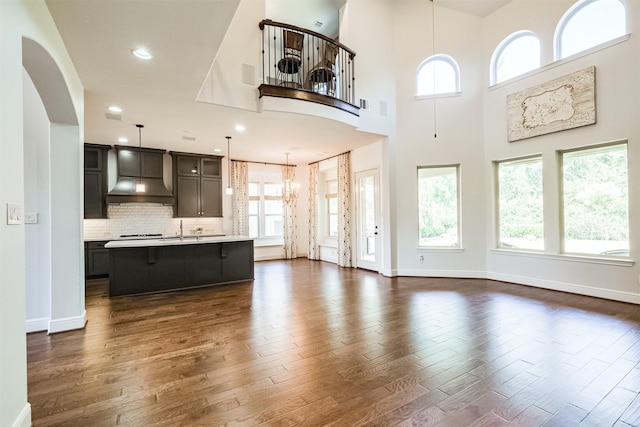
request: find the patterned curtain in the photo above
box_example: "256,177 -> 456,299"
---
282,164 -> 298,259
308,163 -> 320,260
337,152 -> 352,267
231,160 -> 249,236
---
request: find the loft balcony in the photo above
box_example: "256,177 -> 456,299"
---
258,19 -> 359,116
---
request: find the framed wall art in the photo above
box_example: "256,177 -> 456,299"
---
507,66 -> 596,142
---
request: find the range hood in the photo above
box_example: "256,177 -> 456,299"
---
105,145 -> 174,205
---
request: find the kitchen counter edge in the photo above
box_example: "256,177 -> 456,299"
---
105,235 -> 253,248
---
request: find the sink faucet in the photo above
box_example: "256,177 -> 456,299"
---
180,219 -> 183,240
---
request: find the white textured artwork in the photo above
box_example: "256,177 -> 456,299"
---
507,66 -> 596,142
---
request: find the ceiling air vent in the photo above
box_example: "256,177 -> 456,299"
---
181,135 -> 196,142
105,112 -> 122,121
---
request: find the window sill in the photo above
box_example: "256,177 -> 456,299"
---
491,248 -> 634,267
417,246 -> 465,253
254,238 -> 284,247
415,91 -> 462,101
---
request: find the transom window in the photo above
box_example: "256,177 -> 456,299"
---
555,0 -> 626,59
417,165 -> 460,247
561,142 -> 628,256
416,54 -> 460,96
491,31 -> 540,85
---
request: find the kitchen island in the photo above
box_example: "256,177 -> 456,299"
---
105,235 -> 254,296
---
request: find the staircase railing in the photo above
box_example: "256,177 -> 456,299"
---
258,19 -> 358,115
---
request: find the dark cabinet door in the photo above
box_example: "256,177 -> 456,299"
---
200,177 -> 222,217
84,171 -> 105,219
221,241 -> 254,282
201,157 -> 221,177
176,176 -> 200,217
117,149 -> 164,178
84,144 -> 109,219
142,151 -> 164,179
85,241 -> 110,277
118,149 -> 140,177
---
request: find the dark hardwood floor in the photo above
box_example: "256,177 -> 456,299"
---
27,259 -> 640,426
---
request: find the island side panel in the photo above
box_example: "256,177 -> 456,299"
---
108,240 -> 254,297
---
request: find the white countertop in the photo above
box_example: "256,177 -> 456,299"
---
104,235 -> 253,248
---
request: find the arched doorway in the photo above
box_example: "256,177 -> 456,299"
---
22,37 -> 85,334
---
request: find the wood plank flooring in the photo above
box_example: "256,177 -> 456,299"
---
27,259 -> 640,426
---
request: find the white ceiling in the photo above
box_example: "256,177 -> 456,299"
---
45,0 -> 511,165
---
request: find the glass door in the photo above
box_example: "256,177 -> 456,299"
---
355,169 -> 380,271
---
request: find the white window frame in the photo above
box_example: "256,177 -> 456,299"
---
417,164 -> 461,248
495,155 -> 544,251
559,141 -> 629,256
248,180 -> 284,242
415,54 -> 461,98
326,179 -> 338,238
554,0 -> 627,60
490,30 -> 540,85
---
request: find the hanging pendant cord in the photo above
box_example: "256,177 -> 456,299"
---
431,0 -> 437,139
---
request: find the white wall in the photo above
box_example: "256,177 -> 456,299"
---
24,69 -> 52,333
482,0 -> 640,303
392,2 -> 487,278
0,1 -> 84,426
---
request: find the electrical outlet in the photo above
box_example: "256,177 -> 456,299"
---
25,212 -> 38,224
418,255 -> 424,263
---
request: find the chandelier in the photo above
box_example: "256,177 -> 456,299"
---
282,152 -> 299,203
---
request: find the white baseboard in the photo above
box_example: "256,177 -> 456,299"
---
397,268 -> 486,279
48,310 -> 87,334
25,317 -> 49,333
488,272 -> 640,304
12,403 -> 31,427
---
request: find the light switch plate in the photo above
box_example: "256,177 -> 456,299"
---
6,203 -> 21,225
25,212 -> 38,224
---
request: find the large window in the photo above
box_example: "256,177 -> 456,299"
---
249,181 -> 283,239
561,142 -> 628,256
496,157 -> 544,251
326,179 -> 338,237
491,31 -> 540,85
555,0 -> 626,59
416,55 -> 460,96
418,165 -> 460,247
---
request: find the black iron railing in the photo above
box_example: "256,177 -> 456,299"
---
258,19 -> 358,115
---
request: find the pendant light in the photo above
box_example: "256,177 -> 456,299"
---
225,136 -> 233,195
135,124 -> 146,193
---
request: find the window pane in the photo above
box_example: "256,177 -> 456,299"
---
329,214 -> 338,237
265,215 -> 283,237
326,180 -> 338,194
328,197 -> 338,214
418,166 -> 459,246
249,200 -> 259,215
249,216 -> 259,238
498,158 -> 544,250
264,200 -> 282,215
264,182 -> 282,197
249,182 -> 260,197
495,33 -> 540,83
559,0 -> 626,58
562,143 -> 628,255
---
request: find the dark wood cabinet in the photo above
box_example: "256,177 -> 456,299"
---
85,241 -> 110,277
116,146 -> 165,179
171,152 -> 223,218
84,144 -> 110,219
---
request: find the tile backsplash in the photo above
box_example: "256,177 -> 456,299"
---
83,203 -> 223,239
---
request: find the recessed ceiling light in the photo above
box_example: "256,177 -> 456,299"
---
132,48 -> 152,60
235,124 -> 245,133
118,137 -> 128,143
214,148 -> 222,153
108,106 -> 122,113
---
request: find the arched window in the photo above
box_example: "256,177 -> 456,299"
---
555,0 -> 626,60
416,54 -> 460,96
490,31 -> 540,85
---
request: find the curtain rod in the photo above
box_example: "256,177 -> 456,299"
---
308,150 -> 351,166
230,158 -> 296,167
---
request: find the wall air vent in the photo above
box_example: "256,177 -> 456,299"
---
380,100 -> 388,117
242,64 -> 255,85
359,98 -> 369,111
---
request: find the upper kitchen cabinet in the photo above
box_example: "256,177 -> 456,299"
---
117,146 -> 164,179
84,143 -> 110,219
171,152 -> 223,218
